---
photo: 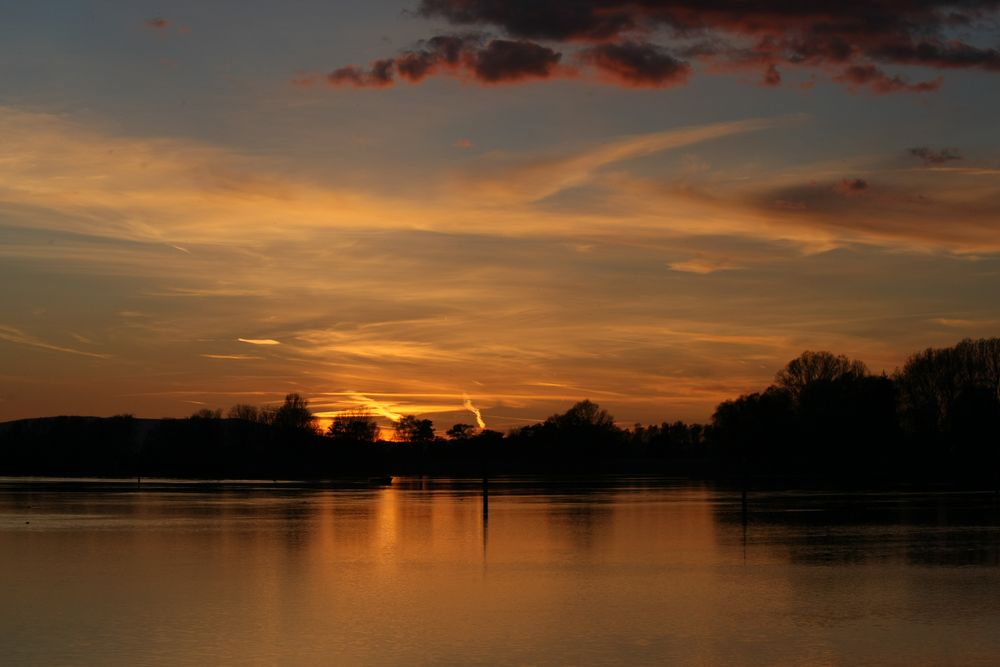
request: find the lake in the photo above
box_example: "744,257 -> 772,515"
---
2,478 -> 1000,665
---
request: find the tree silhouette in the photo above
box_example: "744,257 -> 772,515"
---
328,409 -> 380,444
271,393 -> 316,433
395,415 -> 435,443
711,386 -> 795,466
775,351 -> 868,400
5,337 -> 1000,480
548,399 -> 616,431
228,403 -> 261,423
796,373 -> 899,470
446,423 -> 476,440
898,338 -> 1000,442
510,400 -> 624,465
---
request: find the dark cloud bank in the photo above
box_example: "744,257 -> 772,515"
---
311,0 -> 1000,91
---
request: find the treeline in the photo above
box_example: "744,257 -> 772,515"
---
711,339 -> 1000,479
1,337 -> 998,481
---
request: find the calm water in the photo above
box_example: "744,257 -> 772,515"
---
2,478 -> 1000,666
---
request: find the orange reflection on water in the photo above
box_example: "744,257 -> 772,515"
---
4,481 -> 1000,665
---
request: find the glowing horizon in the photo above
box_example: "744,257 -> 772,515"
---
1,2 -> 998,431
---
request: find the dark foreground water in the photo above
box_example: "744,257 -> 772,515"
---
2,478 -> 1000,666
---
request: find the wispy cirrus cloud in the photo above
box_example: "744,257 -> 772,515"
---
668,258 -> 740,274
4,106 -> 998,257
453,115 -> 797,203
293,328 -> 460,362
0,107 -> 416,245
202,353 -> 263,360
2,105 -> 997,256
0,325 -> 110,359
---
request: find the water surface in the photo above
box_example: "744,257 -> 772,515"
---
2,478 -> 1000,665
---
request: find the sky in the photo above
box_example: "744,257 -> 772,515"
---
1,1 -> 999,431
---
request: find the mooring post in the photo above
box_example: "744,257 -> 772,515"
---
482,474 -> 489,518
740,455 -> 749,561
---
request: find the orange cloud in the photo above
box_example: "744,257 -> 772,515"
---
237,338 -> 281,346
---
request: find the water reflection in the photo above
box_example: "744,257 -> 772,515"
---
2,478 -> 1000,665
714,489 -> 1000,567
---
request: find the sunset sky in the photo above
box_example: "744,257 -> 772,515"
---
2,1 -> 999,431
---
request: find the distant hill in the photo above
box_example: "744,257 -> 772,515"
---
0,415 -> 304,479
0,415 -> 163,439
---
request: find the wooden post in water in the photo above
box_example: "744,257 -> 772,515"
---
482,474 -> 489,518
482,474 -> 490,563
481,433 -> 490,519
740,453 -> 749,560
481,434 -> 490,561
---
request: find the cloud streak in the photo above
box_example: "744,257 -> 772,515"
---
455,115 -> 797,202
202,353 -> 263,360
3,106 -> 997,258
0,325 -> 111,359
237,338 -> 281,346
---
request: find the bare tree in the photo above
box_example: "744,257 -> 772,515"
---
272,393 -> 316,432
227,404 -> 260,422
774,351 -> 868,399
897,338 -> 1000,432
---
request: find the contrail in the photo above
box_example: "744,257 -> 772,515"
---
463,393 -> 486,430
347,392 -> 403,422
